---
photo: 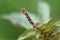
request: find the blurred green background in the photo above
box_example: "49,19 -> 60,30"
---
0,0 -> 60,40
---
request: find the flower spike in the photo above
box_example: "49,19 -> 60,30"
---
21,8 -> 35,27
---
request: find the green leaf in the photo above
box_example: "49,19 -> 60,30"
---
54,27 -> 60,35
39,19 -> 58,32
55,20 -> 60,26
45,19 -> 59,32
17,29 -> 37,40
47,19 -> 58,26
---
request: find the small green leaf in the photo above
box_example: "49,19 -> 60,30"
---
47,19 -> 58,26
55,20 -> 60,26
17,29 -> 37,40
40,19 -> 59,32
54,27 -> 60,35
45,19 -> 59,32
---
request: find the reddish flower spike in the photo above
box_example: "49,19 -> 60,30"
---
21,8 -> 34,27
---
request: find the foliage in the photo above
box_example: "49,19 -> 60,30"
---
0,0 -> 60,40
